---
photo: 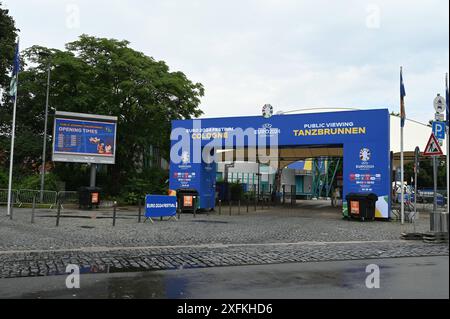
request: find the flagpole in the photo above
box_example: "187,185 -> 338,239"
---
446,73 -> 449,215
400,66 -> 405,225
6,38 -> 19,217
6,72 -> 18,217
401,118 -> 405,224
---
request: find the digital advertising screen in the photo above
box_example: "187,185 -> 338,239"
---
52,111 -> 118,164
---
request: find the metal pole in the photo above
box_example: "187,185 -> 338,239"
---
39,60 -> 51,202
113,202 -> 117,227
414,157 -> 418,231
401,123 -> 405,225
9,193 -> 14,220
257,163 -> 261,202
56,199 -> 61,227
219,200 -> 222,215
238,200 -> 241,215
90,164 -> 97,187
31,194 -> 36,224
6,70 -> 19,217
432,156 -> 438,231
400,66 -> 405,225
138,198 -> 142,223
254,192 -> 257,212
446,73 -> 449,216
446,74 -> 449,217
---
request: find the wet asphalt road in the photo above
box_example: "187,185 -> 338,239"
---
0,256 -> 448,299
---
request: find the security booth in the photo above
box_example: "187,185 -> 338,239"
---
78,187 -> 102,209
169,109 -> 392,220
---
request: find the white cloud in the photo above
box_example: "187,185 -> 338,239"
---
3,0 -> 449,121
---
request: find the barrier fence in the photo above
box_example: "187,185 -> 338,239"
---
0,189 -> 69,209
0,189 -> 19,205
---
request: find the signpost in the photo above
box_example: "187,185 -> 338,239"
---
423,133 -> 444,232
423,133 -> 444,157
413,147 -> 420,230
144,195 -> 178,223
432,121 -> 446,141
434,94 -> 446,114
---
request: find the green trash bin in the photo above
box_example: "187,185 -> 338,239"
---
345,193 -> 378,221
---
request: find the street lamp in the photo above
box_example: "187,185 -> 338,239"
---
39,52 -> 51,202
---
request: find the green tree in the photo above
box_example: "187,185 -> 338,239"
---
0,2 -> 18,88
405,159 -> 447,189
1,35 -> 204,195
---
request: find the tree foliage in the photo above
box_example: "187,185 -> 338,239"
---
0,2 -> 18,88
0,34 -> 204,196
404,159 -> 447,189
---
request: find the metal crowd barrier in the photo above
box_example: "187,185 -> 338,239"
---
0,189 -> 19,205
0,189 -> 65,209
57,191 -> 78,204
16,189 -> 58,208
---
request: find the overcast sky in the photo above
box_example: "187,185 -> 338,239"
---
3,0 -> 449,121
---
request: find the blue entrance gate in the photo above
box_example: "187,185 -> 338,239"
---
169,109 -> 391,218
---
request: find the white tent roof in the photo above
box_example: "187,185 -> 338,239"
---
217,110 -> 447,169
390,115 -> 447,169
390,115 -> 447,155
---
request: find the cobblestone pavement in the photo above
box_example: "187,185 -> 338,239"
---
0,202 -> 447,279
0,241 -> 447,279
0,202 -> 433,251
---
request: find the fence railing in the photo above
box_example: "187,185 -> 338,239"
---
57,191 -> 78,204
0,189 -> 75,209
0,189 -> 20,205
17,189 -> 58,208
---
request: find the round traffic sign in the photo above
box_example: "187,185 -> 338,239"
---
434,94 -> 446,113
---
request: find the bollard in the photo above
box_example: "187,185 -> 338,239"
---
254,197 -> 257,212
246,199 -> 249,213
31,195 -> 36,224
10,193 -> 14,220
138,198 -> 142,223
112,202 -> 117,227
56,200 -> 61,227
238,200 -> 241,215
219,200 -> 222,215
229,201 -> 232,216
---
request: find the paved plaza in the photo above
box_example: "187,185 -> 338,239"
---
0,201 -> 447,280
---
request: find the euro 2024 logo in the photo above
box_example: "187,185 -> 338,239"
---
360,148 -> 371,162
181,151 -> 190,164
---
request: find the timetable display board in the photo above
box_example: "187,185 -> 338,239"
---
52,111 -> 118,164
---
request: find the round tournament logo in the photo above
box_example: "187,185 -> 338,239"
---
359,148 -> 371,162
181,151 -> 190,164
262,104 -> 273,119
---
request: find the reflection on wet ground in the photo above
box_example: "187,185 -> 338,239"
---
3,256 -> 447,299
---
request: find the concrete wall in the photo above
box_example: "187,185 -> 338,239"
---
303,175 -> 313,194
217,162 -> 259,174
281,168 -> 296,187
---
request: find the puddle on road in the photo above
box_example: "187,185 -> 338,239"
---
16,269 -> 186,299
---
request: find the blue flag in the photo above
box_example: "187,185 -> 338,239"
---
9,41 -> 20,98
400,68 -> 406,128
